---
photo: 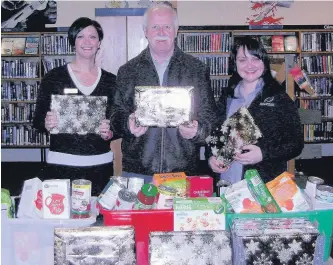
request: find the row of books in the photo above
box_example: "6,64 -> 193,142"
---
1,103 -> 36,123
303,122 -> 333,142
1,35 -> 75,56
196,56 -> 230,76
42,58 -> 71,75
1,125 -> 49,146
211,79 -> 229,100
300,99 -> 333,118
41,35 -> 75,55
1,37 -> 39,56
301,55 -> 333,75
235,35 -> 298,52
309,77 -> 332,96
1,81 -> 40,101
1,60 -> 39,79
301,32 -> 333,52
177,33 -> 232,53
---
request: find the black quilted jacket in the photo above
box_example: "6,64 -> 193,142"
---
111,46 -> 217,175
213,82 -> 304,182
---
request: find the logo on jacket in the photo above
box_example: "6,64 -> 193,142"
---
260,96 -> 275,106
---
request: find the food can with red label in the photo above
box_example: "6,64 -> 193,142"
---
71,179 -> 92,218
115,188 -> 137,210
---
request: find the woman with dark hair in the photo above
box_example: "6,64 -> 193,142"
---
208,36 -> 303,183
33,17 -> 117,195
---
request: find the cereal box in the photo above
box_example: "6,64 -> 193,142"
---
173,197 -> 226,231
186,175 -> 213,198
153,172 -> 187,197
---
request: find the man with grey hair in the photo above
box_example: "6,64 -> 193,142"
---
111,2 -> 217,182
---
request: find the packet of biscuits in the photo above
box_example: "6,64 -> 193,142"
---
266,172 -> 310,212
224,179 -> 263,213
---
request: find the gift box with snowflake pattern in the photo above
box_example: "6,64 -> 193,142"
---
54,226 -> 136,265
231,218 -> 325,265
134,86 -> 194,127
50,95 -> 107,135
206,106 -> 262,167
149,230 -> 232,265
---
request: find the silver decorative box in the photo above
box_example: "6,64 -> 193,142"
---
134,86 -> 194,127
54,226 -> 136,265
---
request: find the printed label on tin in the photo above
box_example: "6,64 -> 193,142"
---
98,181 -> 122,210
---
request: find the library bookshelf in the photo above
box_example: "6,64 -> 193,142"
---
1,31 -> 75,160
177,26 -> 333,172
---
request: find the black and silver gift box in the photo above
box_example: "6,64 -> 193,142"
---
54,226 -> 136,265
134,86 -> 194,127
149,230 -> 232,265
231,218 -> 325,265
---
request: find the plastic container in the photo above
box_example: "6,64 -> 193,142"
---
227,209 -> 333,261
100,208 -> 174,265
1,197 -> 98,265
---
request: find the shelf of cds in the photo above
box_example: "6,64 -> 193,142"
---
1,31 -> 75,149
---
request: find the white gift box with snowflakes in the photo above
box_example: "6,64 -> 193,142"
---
50,95 -> 107,135
54,226 -> 136,265
149,230 -> 232,265
231,217 -> 325,265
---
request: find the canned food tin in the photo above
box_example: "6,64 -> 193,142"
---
128,177 -> 144,194
97,178 -> 124,210
113,176 -> 128,188
316,185 -> 333,203
216,179 -> 232,197
115,189 -> 137,210
305,176 -> 325,198
308,176 -> 324,185
71,179 -> 92,218
156,185 -> 178,209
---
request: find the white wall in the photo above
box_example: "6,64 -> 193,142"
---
47,1 -> 333,27
177,1 -> 333,25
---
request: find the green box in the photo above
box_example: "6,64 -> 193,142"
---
227,209 -> 333,261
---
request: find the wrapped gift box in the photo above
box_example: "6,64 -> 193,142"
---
54,226 -> 136,265
232,218 -> 325,265
134,86 -> 194,127
149,230 -> 232,265
206,107 -> 262,167
50,95 -> 107,135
